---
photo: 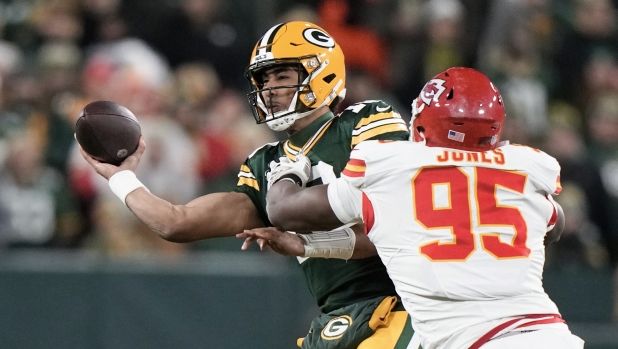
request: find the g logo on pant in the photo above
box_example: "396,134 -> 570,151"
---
321,315 -> 353,340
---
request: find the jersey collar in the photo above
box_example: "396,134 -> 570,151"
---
288,111 -> 335,149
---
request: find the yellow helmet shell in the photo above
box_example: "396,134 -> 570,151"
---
246,22 -> 346,131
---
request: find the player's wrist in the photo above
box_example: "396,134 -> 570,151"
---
298,227 -> 356,260
275,174 -> 303,186
108,170 -> 150,206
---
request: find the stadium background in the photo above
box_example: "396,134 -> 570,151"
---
0,0 -> 617,348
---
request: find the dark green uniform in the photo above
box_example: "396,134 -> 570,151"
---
235,100 -> 415,349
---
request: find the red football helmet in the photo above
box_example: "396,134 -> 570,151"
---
411,67 -> 505,151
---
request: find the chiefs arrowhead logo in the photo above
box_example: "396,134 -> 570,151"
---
412,78 -> 447,118
419,78 -> 447,106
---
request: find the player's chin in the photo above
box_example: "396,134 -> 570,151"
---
267,104 -> 284,113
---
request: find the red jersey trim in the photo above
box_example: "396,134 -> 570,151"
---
468,314 -> 564,349
342,158 -> 366,177
555,175 -> 562,194
362,193 -> 375,235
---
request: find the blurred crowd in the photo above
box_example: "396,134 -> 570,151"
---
0,0 -> 617,278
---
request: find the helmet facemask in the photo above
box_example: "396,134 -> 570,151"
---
410,97 -> 427,145
246,56 -> 327,132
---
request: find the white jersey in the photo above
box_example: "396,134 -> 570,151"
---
327,140 -> 566,349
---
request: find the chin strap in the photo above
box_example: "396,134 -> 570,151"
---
266,109 -> 312,132
417,131 -> 427,145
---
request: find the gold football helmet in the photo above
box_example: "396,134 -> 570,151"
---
245,21 -> 346,131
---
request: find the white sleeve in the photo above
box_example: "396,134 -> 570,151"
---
529,149 -> 562,195
327,177 -> 363,224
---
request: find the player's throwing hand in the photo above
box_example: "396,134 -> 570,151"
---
78,135 -> 147,180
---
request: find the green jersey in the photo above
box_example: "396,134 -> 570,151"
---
234,100 -> 409,313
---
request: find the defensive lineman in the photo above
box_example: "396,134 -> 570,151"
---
242,68 -> 585,349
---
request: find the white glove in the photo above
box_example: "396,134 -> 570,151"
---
266,155 -> 311,190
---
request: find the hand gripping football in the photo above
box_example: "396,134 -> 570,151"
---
75,100 -> 141,165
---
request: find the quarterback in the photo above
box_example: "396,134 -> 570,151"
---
79,22 -> 417,348
242,68 -> 586,349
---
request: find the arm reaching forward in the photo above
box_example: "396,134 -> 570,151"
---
79,137 -> 265,242
237,224 -> 378,259
262,178 -> 378,259
266,181 -> 343,232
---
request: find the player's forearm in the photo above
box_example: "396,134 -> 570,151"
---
124,189 -> 196,242
349,225 -> 378,259
288,224 -> 376,260
124,190 -> 263,243
267,182 -> 343,232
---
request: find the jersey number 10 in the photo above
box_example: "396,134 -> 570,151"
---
413,167 -> 531,261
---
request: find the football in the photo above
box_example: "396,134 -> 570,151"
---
75,100 -> 141,166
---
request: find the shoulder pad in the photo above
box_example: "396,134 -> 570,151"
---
339,100 -> 408,147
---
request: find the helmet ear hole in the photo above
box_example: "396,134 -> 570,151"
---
478,136 -> 494,146
323,73 -> 336,83
446,88 -> 454,100
417,126 -> 425,133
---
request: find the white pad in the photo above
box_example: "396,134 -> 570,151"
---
298,226 -> 356,260
108,170 -> 150,206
